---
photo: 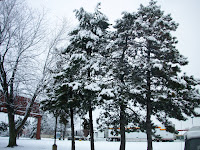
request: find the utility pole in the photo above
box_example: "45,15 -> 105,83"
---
191,116 -> 194,126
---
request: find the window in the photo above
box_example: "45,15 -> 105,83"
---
185,138 -> 200,150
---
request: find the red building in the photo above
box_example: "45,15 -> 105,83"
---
0,95 -> 42,139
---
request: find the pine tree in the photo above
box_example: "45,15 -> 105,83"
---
125,1 -> 200,150
41,48 -> 79,150
62,3 -> 110,150
97,12 -> 145,150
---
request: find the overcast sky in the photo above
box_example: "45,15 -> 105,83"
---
24,0 -> 200,130
27,0 -> 200,79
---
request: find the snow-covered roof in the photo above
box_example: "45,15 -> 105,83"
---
185,126 -> 200,140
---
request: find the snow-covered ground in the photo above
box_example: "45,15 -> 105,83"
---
0,137 -> 185,150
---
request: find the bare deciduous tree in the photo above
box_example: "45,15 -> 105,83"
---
0,0 -> 69,147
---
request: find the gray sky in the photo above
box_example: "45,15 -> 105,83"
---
27,0 -> 200,79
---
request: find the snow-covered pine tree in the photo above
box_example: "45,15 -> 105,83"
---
127,1 -> 200,150
63,3 -> 110,150
41,48 -> 79,150
41,48 -> 68,116
97,12 -> 145,150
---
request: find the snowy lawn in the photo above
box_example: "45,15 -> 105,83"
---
0,137 -> 185,150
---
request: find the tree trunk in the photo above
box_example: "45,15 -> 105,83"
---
63,124 -> 67,140
146,70 -> 153,150
7,110 -> 17,147
118,35 -> 127,150
146,97 -> 152,150
70,107 -> 75,150
54,115 -> 58,145
16,91 -> 39,133
146,42 -> 152,150
119,104 -> 126,150
89,106 -> 95,150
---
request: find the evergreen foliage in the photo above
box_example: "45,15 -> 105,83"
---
97,10 -> 144,150
40,1 -> 200,150
64,4 -> 110,150
112,1 -> 200,150
99,1 -> 200,150
41,3 -> 110,150
131,0 -> 200,130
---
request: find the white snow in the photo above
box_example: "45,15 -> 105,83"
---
78,30 -> 99,40
170,76 -> 187,86
96,27 -> 103,36
147,36 -> 157,42
185,126 -> 200,140
0,137 -> 185,150
100,89 -> 115,97
70,53 -> 86,61
134,37 -> 146,43
185,130 -> 200,140
130,88 -> 141,94
84,82 -> 101,91
86,41 -> 93,49
68,82 -> 82,90
153,63 -> 163,70
91,62 -> 100,71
